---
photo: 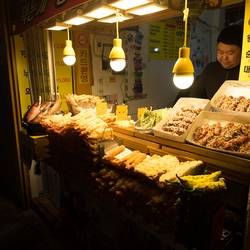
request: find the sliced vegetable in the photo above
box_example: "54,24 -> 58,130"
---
141,107 -> 171,129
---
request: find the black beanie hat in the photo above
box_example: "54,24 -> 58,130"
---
217,24 -> 243,49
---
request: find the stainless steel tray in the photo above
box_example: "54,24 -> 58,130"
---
134,119 -> 154,134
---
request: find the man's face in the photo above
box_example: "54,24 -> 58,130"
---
217,42 -> 241,69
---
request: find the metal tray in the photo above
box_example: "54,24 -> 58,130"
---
67,102 -> 114,115
134,119 -> 154,134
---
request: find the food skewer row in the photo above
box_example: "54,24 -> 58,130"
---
102,145 -> 203,188
192,121 -> 250,153
216,95 -> 250,112
161,105 -> 203,136
40,110 -> 113,160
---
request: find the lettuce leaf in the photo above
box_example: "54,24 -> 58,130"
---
141,108 -> 171,129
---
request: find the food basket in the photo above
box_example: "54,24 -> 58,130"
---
186,111 -> 250,158
211,80 -> 250,116
153,98 -> 211,142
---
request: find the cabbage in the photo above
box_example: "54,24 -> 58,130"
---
141,108 -> 171,129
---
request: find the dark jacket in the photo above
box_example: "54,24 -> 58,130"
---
189,61 -> 240,99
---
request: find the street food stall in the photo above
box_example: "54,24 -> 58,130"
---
1,0 -> 249,249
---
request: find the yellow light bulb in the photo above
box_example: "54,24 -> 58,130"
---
173,74 -> 194,89
173,47 -> 194,89
63,40 -> 76,66
110,58 -> 126,72
109,38 -> 126,72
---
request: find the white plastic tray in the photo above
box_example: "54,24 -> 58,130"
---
211,80 -> 250,116
153,98 -> 211,142
186,111 -> 250,158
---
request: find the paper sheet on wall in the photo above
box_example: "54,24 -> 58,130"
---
148,19 -> 190,60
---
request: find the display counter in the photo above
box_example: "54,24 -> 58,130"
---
19,129 -> 250,249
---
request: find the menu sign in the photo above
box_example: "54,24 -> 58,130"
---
14,0 -> 88,35
239,0 -> 250,81
148,19 -> 190,60
75,32 -> 92,85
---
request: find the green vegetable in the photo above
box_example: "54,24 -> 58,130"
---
141,107 -> 171,129
175,171 -> 226,193
193,178 -> 226,192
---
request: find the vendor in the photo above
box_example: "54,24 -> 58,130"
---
189,24 -> 243,99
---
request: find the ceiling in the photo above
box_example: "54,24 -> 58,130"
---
67,0 -> 244,34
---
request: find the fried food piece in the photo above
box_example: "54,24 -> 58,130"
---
159,160 -> 203,183
125,151 -> 141,167
133,154 -> 181,180
103,145 -> 126,161
120,150 -> 140,162
130,153 -> 147,168
110,158 -> 123,167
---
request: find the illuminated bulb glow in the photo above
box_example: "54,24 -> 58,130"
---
109,38 -> 126,72
173,74 -> 194,89
63,56 -> 76,65
110,58 -> 126,72
63,40 -> 76,66
172,47 -> 194,89
110,0 -> 151,10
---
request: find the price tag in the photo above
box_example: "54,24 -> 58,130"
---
137,107 -> 147,120
96,102 -> 107,116
116,105 -> 128,121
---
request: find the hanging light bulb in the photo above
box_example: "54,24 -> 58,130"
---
63,27 -> 76,66
172,0 -> 194,89
173,47 -> 194,89
109,10 -> 126,72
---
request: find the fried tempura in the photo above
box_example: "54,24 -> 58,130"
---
103,145 -> 126,161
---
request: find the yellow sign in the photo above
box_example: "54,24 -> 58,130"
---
148,19 -> 190,60
53,31 -> 73,111
73,32 -> 92,94
137,107 -> 147,120
14,32 -> 31,116
96,102 -> 107,116
116,105 -> 128,121
73,33 -> 91,85
239,0 -> 250,81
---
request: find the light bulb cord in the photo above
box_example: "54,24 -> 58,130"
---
116,9 -> 119,38
67,27 -> 70,40
183,0 -> 189,47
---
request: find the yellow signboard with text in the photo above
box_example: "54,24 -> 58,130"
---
14,32 -> 31,116
239,0 -> 250,81
148,19 -> 190,60
74,32 -> 92,95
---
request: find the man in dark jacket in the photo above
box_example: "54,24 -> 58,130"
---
189,24 -> 243,99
